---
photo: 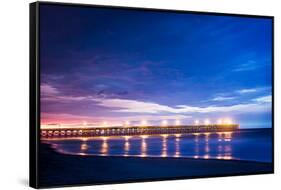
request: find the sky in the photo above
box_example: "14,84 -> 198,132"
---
40,4 -> 273,129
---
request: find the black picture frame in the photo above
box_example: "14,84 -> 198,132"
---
29,1 -> 274,188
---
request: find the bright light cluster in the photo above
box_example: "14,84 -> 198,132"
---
42,117 -> 235,129
193,118 -> 234,125
98,118 -> 233,127
85,118 -> 234,127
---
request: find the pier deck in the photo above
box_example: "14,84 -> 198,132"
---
41,124 -> 239,138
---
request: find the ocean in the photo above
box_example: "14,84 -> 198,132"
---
42,128 -> 272,163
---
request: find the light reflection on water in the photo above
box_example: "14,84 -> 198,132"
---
42,132 -> 238,160
42,129 -> 273,162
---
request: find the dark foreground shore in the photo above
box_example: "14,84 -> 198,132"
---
39,143 -> 273,188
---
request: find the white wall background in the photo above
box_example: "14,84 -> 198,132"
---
0,0 -> 279,189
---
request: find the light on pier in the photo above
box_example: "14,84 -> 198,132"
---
175,119 -> 181,126
141,120 -> 148,126
224,118 -> 233,124
217,119 -> 222,125
124,121 -> 130,126
162,120 -> 168,126
102,121 -> 108,127
82,121 -> 87,127
204,119 -> 210,125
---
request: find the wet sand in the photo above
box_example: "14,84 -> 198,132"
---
39,143 -> 273,188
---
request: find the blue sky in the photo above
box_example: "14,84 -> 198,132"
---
40,5 -> 273,128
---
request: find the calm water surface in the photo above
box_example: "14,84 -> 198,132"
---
42,128 -> 272,163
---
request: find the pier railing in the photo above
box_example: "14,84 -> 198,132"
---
40,124 -> 239,138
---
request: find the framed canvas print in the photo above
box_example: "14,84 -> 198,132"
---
29,1 -> 274,188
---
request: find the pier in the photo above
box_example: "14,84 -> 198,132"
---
40,124 -> 239,138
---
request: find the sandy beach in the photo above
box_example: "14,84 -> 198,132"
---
38,143 -> 273,187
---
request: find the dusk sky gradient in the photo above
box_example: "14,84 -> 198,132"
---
40,5 -> 272,128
